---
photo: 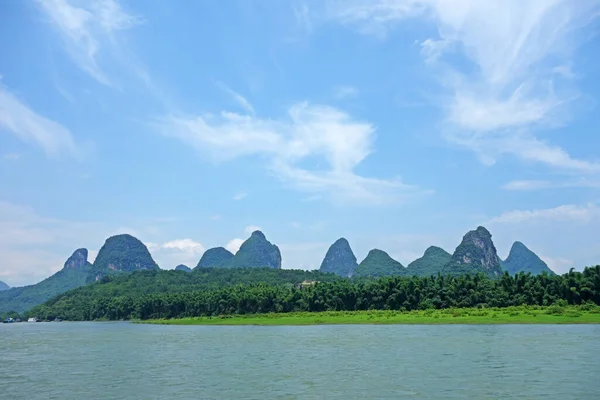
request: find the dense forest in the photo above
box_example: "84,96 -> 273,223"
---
25,265 -> 600,321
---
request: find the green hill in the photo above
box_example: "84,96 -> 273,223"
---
319,238 -> 358,277
195,247 -> 234,269
88,234 -> 159,282
174,264 -> 191,272
226,231 -> 282,269
353,249 -> 407,278
0,281 -> 9,291
502,242 -> 555,275
0,248 -> 92,314
406,246 -> 451,276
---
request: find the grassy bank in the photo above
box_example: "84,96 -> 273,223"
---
142,305 -> 600,325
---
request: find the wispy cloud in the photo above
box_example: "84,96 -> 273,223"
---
36,0 -> 143,86
327,0 -> 600,172
216,81 -> 255,115
0,83 -> 81,159
156,102 -> 429,205
488,203 -> 600,224
503,179 -> 600,191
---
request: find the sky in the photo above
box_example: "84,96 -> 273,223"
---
1,0 -> 600,286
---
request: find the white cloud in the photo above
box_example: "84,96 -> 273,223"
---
216,81 -> 255,115
36,0 -> 143,86
162,238 -> 204,254
233,191 -> 248,201
488,203 -> 600,224
333,85 -> 359,99
327,0 -> 600,172
503,179 -> 600,191
144,239 -> 205,269
244,225 -> 262,234
0,83 -> 81,159
226,238 -> 244,254
157,102 -> 428,204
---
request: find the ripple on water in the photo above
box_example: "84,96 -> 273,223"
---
1,323 -> 600,399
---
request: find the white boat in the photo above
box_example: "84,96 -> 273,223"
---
27,317 -> 39,322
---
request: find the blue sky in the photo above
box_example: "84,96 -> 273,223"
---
1,0 -> 600,286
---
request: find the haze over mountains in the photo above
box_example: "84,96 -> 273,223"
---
0,226 -> 557,314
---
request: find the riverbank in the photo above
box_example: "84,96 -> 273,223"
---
142,305 -> 600,325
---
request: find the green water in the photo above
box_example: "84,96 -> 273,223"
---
1,322 -> 599,399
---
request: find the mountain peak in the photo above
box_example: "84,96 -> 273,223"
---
63,248 -> 91,270
444,226 -> 502,278
195,247 -> 234,269
0,281 -> 9,291
423,246 -> 449,258
319,238 -> 357,277
174,264 -> 191,272
353,249 -> 406,278
226,231 -> 281,269
88,234 -> 159,282
503,241 -> 555,275
406,246 -> 451,276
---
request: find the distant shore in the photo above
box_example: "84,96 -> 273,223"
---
141,306 -> 600,326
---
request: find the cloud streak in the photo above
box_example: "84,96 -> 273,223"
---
0,83 -> 81,159
37,0 -> 143,86
488,203 -> 600,224
156,102 -> 428,204
216,81 -> 255,115
326,0 -> 600,172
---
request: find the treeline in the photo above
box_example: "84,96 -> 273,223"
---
27,266 -> 600,321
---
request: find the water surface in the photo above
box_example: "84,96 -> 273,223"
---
1,322 -> 599,399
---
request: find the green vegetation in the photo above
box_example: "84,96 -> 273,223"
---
225,230 -> 282,269
143,305 -> 600,325
444,226 -> 503,278
174,264 -> 191,272
0,267 -> 91,314
406,246 -> 452,277
195,247 -> 234,269
319,238 -> 358,277
28,265 -> 600,321
353,249 -> 406,278
502,241 -> 555,276
87,234 -> 159,282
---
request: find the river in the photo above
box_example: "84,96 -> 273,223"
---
1,322 -> 599,399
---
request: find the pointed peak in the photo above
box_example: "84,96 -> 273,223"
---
511,241 -> 527,250
332,237 -> 350,247
63,248 -> 90,270
72,248 -> 88,258
250,230 -> 266,239
473,226 -> 492,236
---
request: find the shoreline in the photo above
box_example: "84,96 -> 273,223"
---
140,306 -> 600,326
